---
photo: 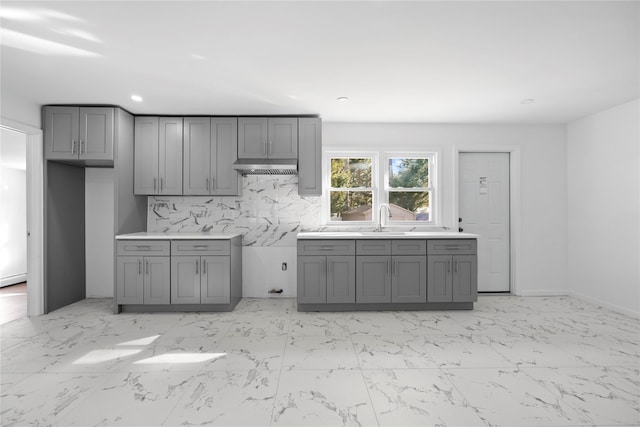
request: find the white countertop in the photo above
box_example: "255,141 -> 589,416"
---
115,232 -> 242,240
297,231 -> 478,239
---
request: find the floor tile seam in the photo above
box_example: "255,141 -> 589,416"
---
435,366 -> 492,427
157,373 -> 202,427
270,317 -> 295,427
356,361 -> 381,427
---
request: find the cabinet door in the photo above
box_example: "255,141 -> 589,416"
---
159,117 -> 183,195
44,106 -> 79,160
79,107 -> 113,160
134,116 -> 159,195
298,118 -> 322,196
327,255 -> 355,303
116,256 -> 144,304
392,255 -> 427,303
171,256 -> 201,304
427,255 -> 452,302
200,256 -> 231,304
144,256 -> 170,304
297,256 -> 326,303
211,118 -> 240,195
183,117 -> 211,195
268,118 -> 298,159
238,118 -> 268,159
453,255 -> 477,302
356,256 -> 391,303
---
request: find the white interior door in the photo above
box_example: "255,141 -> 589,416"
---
459,152 -> 510,292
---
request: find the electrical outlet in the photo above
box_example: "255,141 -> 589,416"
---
282,262 -> 287,271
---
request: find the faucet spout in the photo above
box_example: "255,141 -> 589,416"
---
377,203 -> 391,232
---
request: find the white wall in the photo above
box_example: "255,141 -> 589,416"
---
85,168 -> 115,297
0,91 -> 41,129
0,128 -> 27,287
324,122 -> 568,296
567,99 -> 640,317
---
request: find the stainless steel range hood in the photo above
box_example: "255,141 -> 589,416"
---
232,158 -> 298,176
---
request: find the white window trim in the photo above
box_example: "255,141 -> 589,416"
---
383,152 -> 437,225
323,150 -> 440,227
323,151 -> 378,226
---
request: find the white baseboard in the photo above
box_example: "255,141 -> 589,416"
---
514,289 -> 568,297
0,274 -> 27,288
567,290 -> 640,319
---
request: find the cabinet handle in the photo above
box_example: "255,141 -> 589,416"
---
153,177 -> 157,192
145,259 -> 149,275
455,259 -> 459,273
268,140 -> 272,155
392,261 -> 396,276
193,245 -> 208,249
206,177 -> 209,192
203,260 -> 206,275
445,246 -> 460,250
448,260 -> 451,273
196,259 -> 199,275
79,140 -> 84,154
71,140 -> 76,154
322,259 -> 327,279
263,140 -> 268,155
138,259 -> 142,275
160,177 -> 163,192
135,245 -> 151,249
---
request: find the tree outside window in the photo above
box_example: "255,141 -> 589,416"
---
387,157 -> 431,222
329,157 -> 373,221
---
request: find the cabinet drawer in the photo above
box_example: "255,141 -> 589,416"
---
427,239 -> 477,255
297,240 -> 355,256
392,240 -> 426,255
356,240 -> 392,255
171,240 -> 230,256
117,240 -> 170,256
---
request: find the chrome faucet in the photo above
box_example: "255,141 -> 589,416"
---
377,203 -> 391,232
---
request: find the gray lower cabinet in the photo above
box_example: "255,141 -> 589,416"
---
427,240 -> 478,303
116,237 -> 242,311
116,240 -> 171,304
298,238 -> 475,309
297,240 -> 356,303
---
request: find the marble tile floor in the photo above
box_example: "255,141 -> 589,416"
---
1,296 -> 638,427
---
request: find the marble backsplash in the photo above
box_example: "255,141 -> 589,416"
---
147,175 -> 322,247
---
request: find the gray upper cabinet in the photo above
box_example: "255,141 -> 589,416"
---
238,117 -> 297,159
45,106 -> 114,162
184,117 -> 239,196
134,116 -> 183,195
298,118 -> 322,196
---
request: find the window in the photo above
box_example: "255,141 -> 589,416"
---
326,151 -> 437,225
386,156 -> 432,222
328,156 -> 375,222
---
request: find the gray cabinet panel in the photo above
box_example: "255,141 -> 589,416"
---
297,240 -> 355,256
356,256 -> 392,303
269,118 -> 298,159
297,118 -> 322,196
80,107 -> 113,160
211,118 -> 240,195
45,106 -> 79,160
201,256 -> 231,304
392,240 -> 426,255
427,255 -> 452,302
238,118 -> 268,158
159,117 -> 183,195
357,240 -> 392,255
392,255 -> 427,303
171,256 -> 201,304
171,240 -> 230,256
427,239 -> 477,255
144,256 -> 170,304
183,117 -> 211,195
134,116 -> 159,194
453,255 -> 477,302
117,256 -> 144,304
117,240 -> 170,256
297,256 -> 326,303
327,256 -> 355,303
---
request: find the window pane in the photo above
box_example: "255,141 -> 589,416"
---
388,158 -> 429,188
330,191 -> 373,221
331,158 -> 372,188
389,191 -> 430,221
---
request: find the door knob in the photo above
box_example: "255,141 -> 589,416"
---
458,217 -> 462,222
459,227 -> 464,232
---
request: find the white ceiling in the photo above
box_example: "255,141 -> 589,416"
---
1,1 -> 638,123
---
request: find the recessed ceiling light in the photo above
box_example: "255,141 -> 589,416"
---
337,96 -> 349,102
131,95 -> 143,102
520,98 -> 534,104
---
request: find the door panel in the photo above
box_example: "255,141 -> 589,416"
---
459,152 -> 510,292
80,107 -> 113,160
171,256 -> 200,304
134,116 -> 159,194
159,117 -> 183,195
297,256 -> 326,303
116,256 -> 143,304
238,118 -> 267,158
269,118 -> 298,159
356,256 -> 391,303
183,117 -> 211,195
200,256 -> 231,304
144,257 -> 170,304
211,118 -> 239,195
427,255 -> 452,302
392,255 -> 427,303
453,255 -> 477,302
45,106 -> 78,159
327,255 -> 355,303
